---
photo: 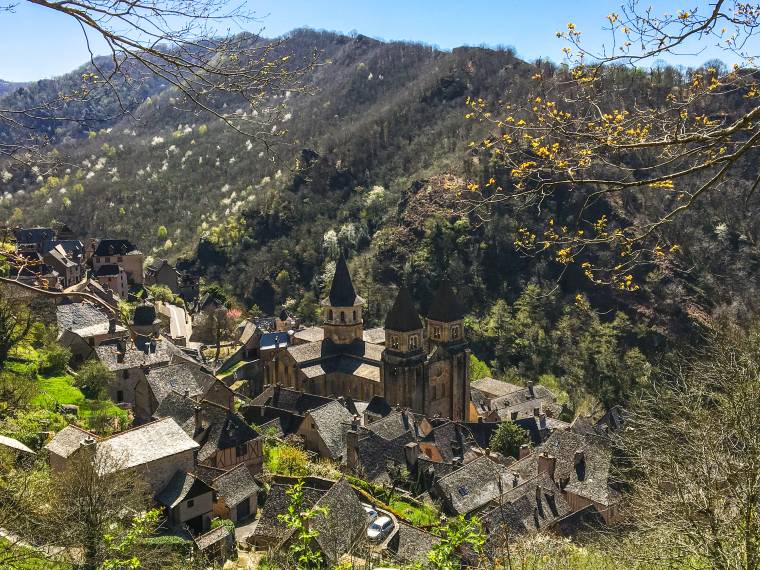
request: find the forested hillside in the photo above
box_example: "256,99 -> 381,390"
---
1,28 -> 757,409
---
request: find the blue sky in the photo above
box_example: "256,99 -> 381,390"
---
0,0 -> 741,82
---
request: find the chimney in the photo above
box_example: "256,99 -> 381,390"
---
533,406 -> 541,417
574,450 -> 585,467
527,380 -> 535,398
404,441 -> 420,467
512,471 -> 519,487
194,405 -> 203,431
451,438 -> 462,459
519,443 -> 530,459
78,435 -> 97,462
537,452 -> 556,481
539,412 -> 547,429
511,410 -> 518,421
346,425 -> 359,470
116,340 -> 126,363
108,317 -> 116,334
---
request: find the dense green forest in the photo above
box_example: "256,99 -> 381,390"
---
1,29 -> 757,410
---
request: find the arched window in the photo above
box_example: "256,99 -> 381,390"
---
340,311 -> 346,323
433,326 -> 441,339
409,335 -> 418,350
391,336 -> 399,349
353,310 -> 357,321
328,309 -> 333,321
451,325 -> 459,339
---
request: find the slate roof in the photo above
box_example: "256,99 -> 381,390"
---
306,400 -> 354,459
145,258 -> 172,274
254,483 -> 327,542
250,385 -> 334,415
386,522 -> 440,564
259,331 -> 290,351
384,286 -> 423,332
44,424 -> 93,458
95,264 -> 122,277
419,420 -> 474,463
43,240 -> 83,257
14,227 -> 55,244
0,434 -> 35,455
301,356 -> 380,383
512,429 -> 620,507
236,319 -> 260,345
481,472 -> 571,540
56,302 -> 108,332
153,390 -> 199,434
156,470 -> 213,508
362,327 -> 385,345
95,337 -> 183,371
354,430 -> 416,484
197,405 -> 260,463
427,279 -> 465,322
212,463 -> 259,507
69,321 -> 126,338
307,478 -> 369,563
365,410 -> 418,441
96,418 -> 199,471
293,326 -> 324,343
471,377 -> 522,399
364,395 -> 392,418
194,525 -> 231,550
93,239 -> 140,257
322,255 -> 364,307
434,455 -> 513,515
146,363 -> 216,408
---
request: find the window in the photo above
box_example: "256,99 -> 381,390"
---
340,311 -> 345,323
235,444 -> 246,457
187,499 -> 194,508
451,325 -> 459,339
329,309 -> 333,321
105,257 -> 111,263
409,335 -> 418,350
391,336 -> 399,349
433,326 -> 441,339
116,390 -> 124,402
353,310 -> 356,321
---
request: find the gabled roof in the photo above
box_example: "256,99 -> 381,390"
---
471,377 -> 522,399
14,227 -> 55,244
365,410 -> 417,441
308,478 -> 368,563
156,470 -> 212,508
250,385 -> 334,415
146,363 -> 216,408
95,337 -> 183,371
44,424 -> 93,458
386,522 -> 440,564
365,395 -> 392,418
384,286 -> 423,332
96,418 -> 199,471
95,264 -> 122,277
293,326 -> 324,343
305,400 -> 354,459
322,255 -> 363,307
353,430 -> 416,484
93,239 -> 140,257
435,455 -> 513,515
254,483 -> 327,542
212,463 -> 259,507
427,278 -> 465,322
197,405 -> 260,463
194,525 -> 231,551
56,302 -> 109,332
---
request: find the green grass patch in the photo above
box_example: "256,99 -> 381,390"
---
0,538 -> 71,569
32,373 -> 127,422
389,498 -> 439,527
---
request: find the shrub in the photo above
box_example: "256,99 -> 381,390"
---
39,344 -> 71,375
73,360 -> 114,399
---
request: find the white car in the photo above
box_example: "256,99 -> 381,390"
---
367,515 -> 393,542
362,503 -> 378,523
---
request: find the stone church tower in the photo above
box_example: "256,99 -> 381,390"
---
321,255 -> 365,345
381,280 -> 470,421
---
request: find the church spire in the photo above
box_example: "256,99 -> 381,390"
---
323,254 -> 364,307
321,255 -> 364,344
427,278 -> 465,323
385,286 -> 423,332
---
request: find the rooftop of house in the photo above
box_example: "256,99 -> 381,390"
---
194,525 -> 231,551
427,279 -> 465,323
14,227 -> 55,244
300,355 -> 381,383
470,377 -> 523,399
384,286 -> 423,332
305,400 -> 355,459
249,385 -> 334,415
145,258 -> 175,274
293,326 -> 324,343
146,363 -> 217,408
236,319 -> 260,346
197,404 -> 260,464
321,255 -> 364,307
156,470 -> 213,508
211,463 -> 259,507
254,482 -> 328,542
67,321 -> 127,338
95,264 -> 122,277
259,331 -> 291,351
353,429 -> 416,484
418,420 -> 477,463
364,395 -> 392,418
96,418 -> 199,472
93,239 -> 141,257
56,301 -> 109,332
362,327 -> 386,345
435,455 -> 513,515
43,239 -> 84,257
364,410 -> 418,441
44,424 -> 93,458
386,522 -> 440,564
153,390 -> 199,434
95,337 -> 184,371
44,247 -> 77,269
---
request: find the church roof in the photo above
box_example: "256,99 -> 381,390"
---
322,255 -> 364,307
427,279 -> 465,322
384,287 -> 423,332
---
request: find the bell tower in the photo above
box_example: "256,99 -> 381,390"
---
424,279 -> 470,421
381,286 -> 427,414
321,255 -> 364,345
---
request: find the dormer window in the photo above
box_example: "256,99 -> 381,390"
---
451,325 -> 459,339
409,335 -> 418,350
433,326 -> 441,339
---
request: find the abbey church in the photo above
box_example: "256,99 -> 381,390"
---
264,256 -> 470,420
